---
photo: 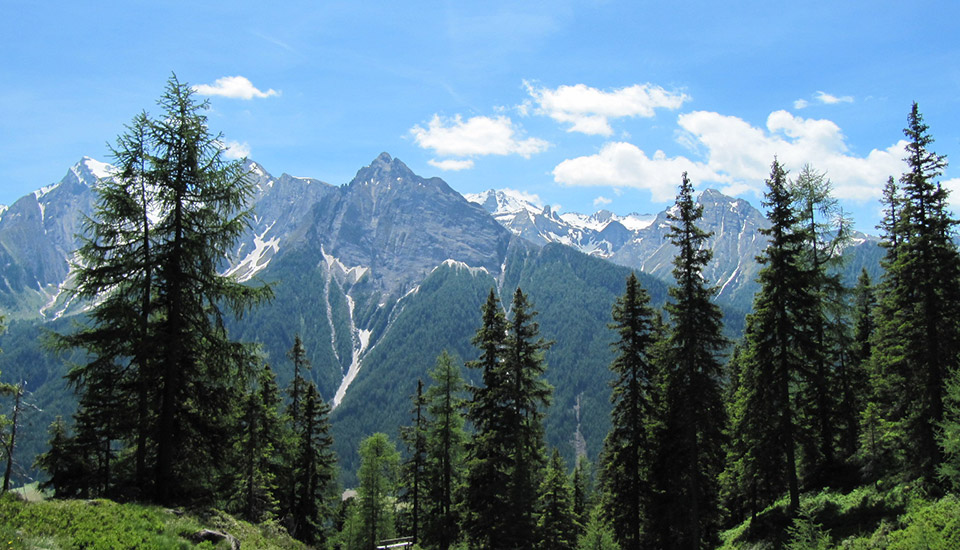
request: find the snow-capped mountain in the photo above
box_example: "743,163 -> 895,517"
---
0,153 -> 882,482
465,189 -> 655,258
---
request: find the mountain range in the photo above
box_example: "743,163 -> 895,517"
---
0,153 -> 882,482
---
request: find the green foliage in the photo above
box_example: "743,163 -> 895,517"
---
658,172 -> 729,548
357,433 -> 400,550
863,103 -> 960,486
421,351 -> 467,550
599,272 -> 660,550
577,506 -> 620,550
538,449 -> 578,550
785,512 -> 832,550
0,492 -> 306,549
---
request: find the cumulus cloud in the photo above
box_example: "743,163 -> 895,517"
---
428,158 -> 475,171
193,76 -> 280,99
793,90 -> 854,109
554,110 -> 906,203
525,82 -> 689,136
552,142 -> 720,202
678,110 -> 904,199
410,114 -> 549,159
593,196 -> 612,207
221,140 -> 251,160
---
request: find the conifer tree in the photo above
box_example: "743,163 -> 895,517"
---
463,290 -> 511,550
55,74 -> 271,504
399,378 -> 427,545
572,456 -> 594,541
291,382 -> 337,545
503,288 -> 553,549
423,351 -> 467,550
357,432 -> 400,550
231,364 -> 287,523
538,449 -> 578,550
577,506 -> 621,550
730,159 -> 815,513
790,165 -> 849,483
599,273 -> 659,550
660,172 -> 728,549
464,288 -> 552,550
865,103 -> 960,485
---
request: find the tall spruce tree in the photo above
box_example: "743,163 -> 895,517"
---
463,290 -> 511,550
464,288 -> 552,550
538,448 -> 578,550
503,288 -> 553,549
599,273 -> 659,550
291,382 -> 337,545
423,351 -> 467,550
730,159 -> 815,513
865,103 -> 960,485
660,172 -> 728,549
231,363 -> 286,523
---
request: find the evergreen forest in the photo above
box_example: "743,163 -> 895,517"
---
3,76 -> 960,549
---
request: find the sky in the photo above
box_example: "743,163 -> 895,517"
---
3,1 -> 960,233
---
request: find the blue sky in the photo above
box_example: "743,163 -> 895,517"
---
3,0 -> 959,233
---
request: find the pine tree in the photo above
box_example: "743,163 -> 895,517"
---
837,269 -> 873,463
731,159 -> 815,513
659,172 -> 728,549
423,351 -> 467,550
599,273 -> 659,550
357,433 -> 400,550
538,449 -> 578,550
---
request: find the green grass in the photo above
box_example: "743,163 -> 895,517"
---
0,493 -> 306,550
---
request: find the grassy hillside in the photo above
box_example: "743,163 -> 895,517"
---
0,492 -> 306,550
719,484 -> 960,549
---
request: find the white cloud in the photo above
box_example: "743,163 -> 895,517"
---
410,114 -> 549,158
193,76 -> 279,100
552,142 -> 720,202
222,140 -> 251,160
554,110 -> 906,204
428,158 -> 475,171
794,90 -> 853,109
525,82 -> 689,136
678,110 -> 904,200
815,91 -> 854,105
593,196 -> 612,207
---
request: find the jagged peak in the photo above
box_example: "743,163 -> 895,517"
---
350,152 -> 418,186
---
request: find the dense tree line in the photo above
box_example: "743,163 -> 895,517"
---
21,82 -> 960,549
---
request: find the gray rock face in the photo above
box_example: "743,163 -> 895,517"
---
304,153 -> 513,297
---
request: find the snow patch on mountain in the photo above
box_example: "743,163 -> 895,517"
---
438,258 -> 489,277
322,246 -> 369,285
224,221 -> 280,282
